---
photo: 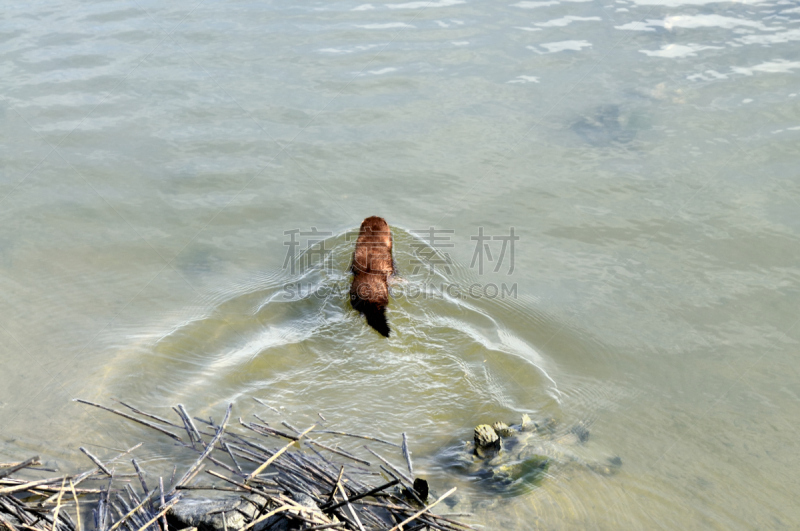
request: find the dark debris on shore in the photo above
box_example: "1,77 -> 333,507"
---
0,400 -> 473,531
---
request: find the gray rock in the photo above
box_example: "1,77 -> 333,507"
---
168,496 -> 263,531
166,489 -> 337,531
572,104 -> 636,146
253,492 -> 323,531
1,513 -> 23,530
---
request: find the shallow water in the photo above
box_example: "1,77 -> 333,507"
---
2,0 -> 800,528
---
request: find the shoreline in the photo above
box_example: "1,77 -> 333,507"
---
0,400 -> 472,531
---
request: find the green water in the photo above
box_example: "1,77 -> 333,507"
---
1,0 -> 799,528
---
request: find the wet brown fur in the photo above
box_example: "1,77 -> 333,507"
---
350,216 -> 394,337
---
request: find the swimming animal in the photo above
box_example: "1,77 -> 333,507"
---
350,216 -> 394,337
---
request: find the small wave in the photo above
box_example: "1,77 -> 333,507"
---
531,40 -> 593,53
356,22 -> 416,29
387,0 -> 465,9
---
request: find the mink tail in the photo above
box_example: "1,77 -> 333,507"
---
352,298 -> 390,337
365,305 -> 390,337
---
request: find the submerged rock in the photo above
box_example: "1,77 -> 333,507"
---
491,422 -> 513,438
167,496 -> 255,531
572,104 -> 636,146
474,424 -> 501,458
167,493 -> 321,531
438,415 -> 622,496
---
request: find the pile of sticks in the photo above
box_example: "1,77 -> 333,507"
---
1,399 -> 473,531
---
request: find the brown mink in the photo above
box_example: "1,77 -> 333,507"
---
350,216 -> 394,337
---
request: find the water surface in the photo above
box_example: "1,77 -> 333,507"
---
1,0 -> 799,528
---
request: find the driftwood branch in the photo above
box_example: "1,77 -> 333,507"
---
0,457 -> 40,480
112,400 -> 182,429
323,479 -> 400,512
78,449 -> 111,477
363,447 -> 412,484
172,403 -> 233,493
400,433 -> 413,477
74,400 -> 182,442
388,487 -> 457,531
246,425 -> 315,482
2,401 -> 472,531
312,431 -> 399,448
